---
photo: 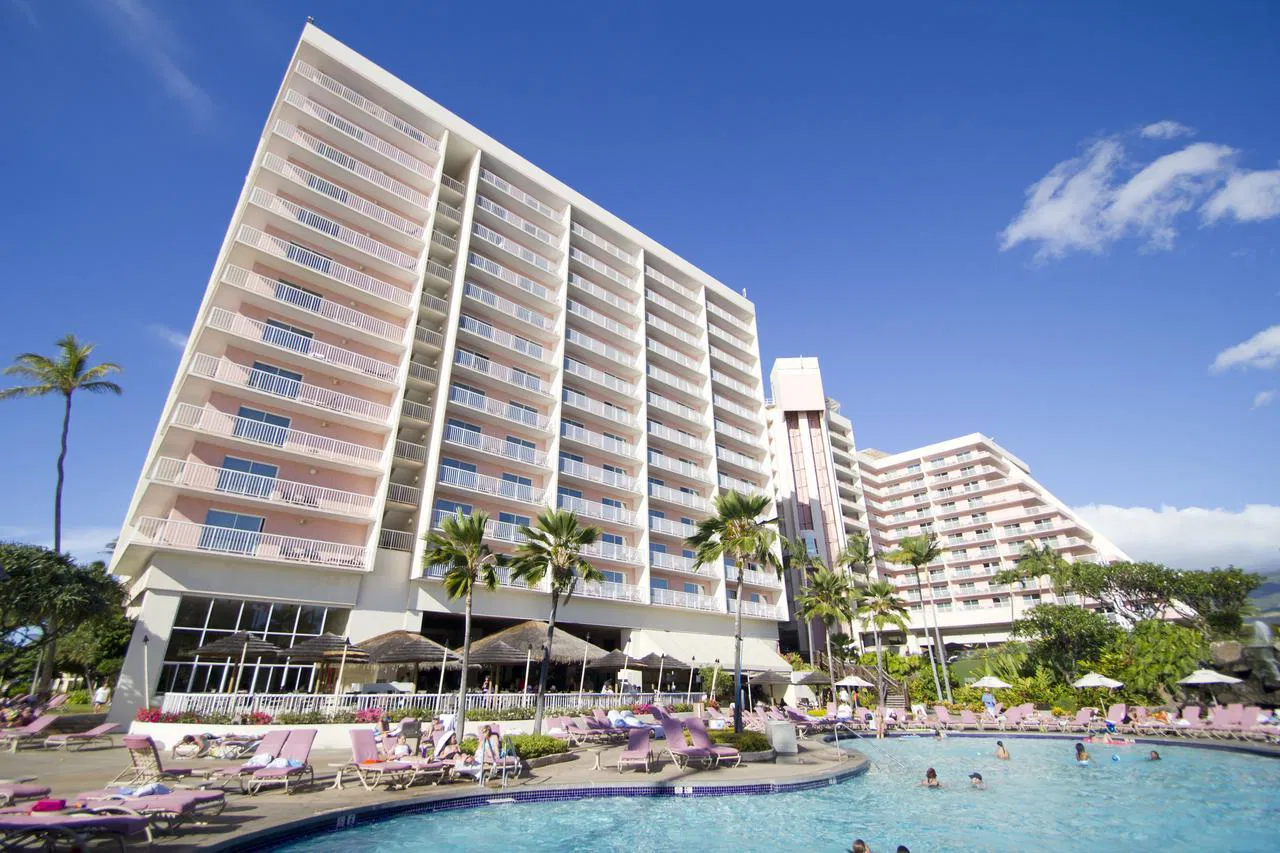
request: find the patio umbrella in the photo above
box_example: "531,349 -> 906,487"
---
835,674 -> 875,688
1071,673 -> 1123,689
747,670 -> 793,703
635,653 -> 689,692
1179,668 -> 1243,704
464,640 -> 528,666
795,671 -> 830,686
187,632 -> 281,694
970,675 -> 1013,690
469,621 -> 607,664
285,634 -> 370,696
364,630 -> 463,700
584,650 -> 634,670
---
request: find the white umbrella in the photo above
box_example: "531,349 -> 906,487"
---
835,675 -> 875,688
971,675 -> 1013,690
1177,669 -> 1242,685
1071,672 -> 1123,689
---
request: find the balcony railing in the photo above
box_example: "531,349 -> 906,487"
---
718,474 -> 765,496
571,221 -> 635,266
415,325 -> 445,350
647,393 -> 701,425
711,370 -> 755,397
468,252 -> 551,303
648,452 -> 709,481
649,516 -> 697,538
646,289 -> 700,326
443,424 -> 545,466
560,422 -> 637,458
462,282 -> 553,333
644,266 -> 699,303
282,89 -> 431,177
647,364 -> 699,396
248,188 -> 418,272
649,551 -> 711,576
424,261 -> 454,286
435,201 -> 462,223
710,346 -> 754,376
705,299 -> 752,328
431,509 -> 528,546
259,152 -> 424,240
170,403 -> 382,468
648,482 -> 707,511
712,394 -> 757,421
647,313 -> 703,347
557,494 -> 638,526
394,440 -> 428,463
576,578 -> 644,603
567,299 -> 635,340
440,173 -> 466,194
564,358 -> 635,397
188,353 -> 391,425
725,565 -> 782,588
565,328 -> 637,370
570,247 -> 631,288
431,231 -> 458,252
474,194 -> 556,248
707,322 -> 753,353
581,541 -> 642,565
400,399 -> 432,422
272,119 -> 431,211
568,272 -> 636,314
133,516 -> 367,570
647,339 -> 701,372
478,168 -> 561,223
472,224 -> 554,275
407,361 -> 438,385
651,586 -> 718,612
220,266 -> 405,346
151,457 -> 376,517
453,350 -> 549,396
716,445 -> 762,472
728,599 -> 782,619
714,419 -> 760,446
235,225 -> 412,309
294,60 -> 439,152
379,529 -> 415,551
558,457 -> 637,492
450,385 -> 549,429
386,483 -> 423,505
457,315 -> 547,362
648,421 -> 703,451
438,466 -> 543,504
206,308 -> 398,384
562,388 -> 636,427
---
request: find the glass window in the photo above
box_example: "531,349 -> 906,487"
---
239,600 -> 272,633
599,570 -> 623,585
434,499 -> 472,517
266,603 -> 298,634
558,486 -> 583,499
650,578 -> 669,590
200,510 -> 264,554
263,319 -> 313,353
683,582 -> 701,594
498,511 -> 531,527
233,406 -> 290,446
649,543 -> 667,554
218,455 -> 278,498
174,597 -> 212,629
207,599 -> 242,631
441,458 -> 477,473
601,532 -> 623,546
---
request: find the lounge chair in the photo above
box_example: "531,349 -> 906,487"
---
1057,709 -> 1093,732
957,710 -> 982,731
932,706 -> 953,731
1174,705 -> 1209,737
0,811 -> 152,849
44,723 -> 119,751
109,735 -> 204,787
685,716 -> 740,768
380,735 -> 451,785
0,716 -> 58,753
244,728 -> 316,795
451,729 -> 520,787
785,707 -> 820,736
1103,703 -> 1127,733
345,729 -> 413,791
0,783 -> 51,808
616,728 -> 653,773
71,787 -> 226,834
658,718 -> 716,769
198,729 -> 290,788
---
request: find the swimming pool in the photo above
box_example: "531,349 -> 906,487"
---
270,737 -> 1280,852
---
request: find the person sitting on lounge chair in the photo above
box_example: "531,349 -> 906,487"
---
452,725 -> 498,780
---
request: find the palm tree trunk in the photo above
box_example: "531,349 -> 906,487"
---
931,603 -> 953,703
873,624 -> 885,710
915,567 -> 943,702
531,594 -> 559,735
455,589 -> 474,743
54,394 -> 71,553
732,573 -> 745,734
824,626 -> 837,707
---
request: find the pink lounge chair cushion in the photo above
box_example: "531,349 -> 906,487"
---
0,812 -> 149,834
72,789 -> 224,809
0,784 -> 51,803
47,724 -> 118,743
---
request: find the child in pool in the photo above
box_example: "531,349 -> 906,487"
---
921,767 -> 942,788
1075,743 -> 1090,765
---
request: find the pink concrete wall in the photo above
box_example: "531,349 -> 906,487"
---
169,495 -> 370,545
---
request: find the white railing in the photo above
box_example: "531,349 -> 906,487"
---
648,452 -> 709,481
440,173 -> 466,194
725,565 -> 782,588
150,457 -> 375,517
570,247 -> 631,287
715,419 -> 760,446
646,289 -> 700,326
648,421 -> 703,451
401,399 -> 432,421
133,517 -> 368,570
206,308 -> 398,383
707,321 -> 753,353
456,315 -> 546,361
706,299 -> 751,327
647,393 -> 700,424
710,346 -> 754,376
647,364 -> 699,396
188,354 -> 392,425
444,423 -> 545,466
566,328 -> 637,369
435,201 -> 462,223
711,370 -> 755,397
424,261 -> 454,286
472,223 -> 555,274
567,299 -> 636,340
571,221 -> 635,266
260,152 -> 425,240
651,587 -> 718,612
294,60 -> 439,151
644,265 -> 699,303
728,599 -> 783,619
394,440 -> 428,462
577,578 -> 644,603
562,388 -> 636,427
648,482 -> 707,510
712,394 -> 756,421
431,231 -> 458,252
453,350 -> 549,396
557,494 -> 638,526
716,446 -> 762,472
158,690 -> 705,718
438,465 -> 543,504
248,187 -> 418,272
648,339 -> 701,372
170,403 -> 383,468
386,483 -> 423,505
581,541 -> 642,565
647,313 -> 703,347
415,325 -> 444,348
220,266 -> 406,345
649,516 -> 697,538
560,422 -> 637,458
718,474 -> 765,496
282,89 -> 431,177
235,225 -> 412,308
650,551 -> 714,577
568,272 -> 636,314
463,282 -> 554,332
379,528 -> 415,551
430,509 -> 528,545
468,252 -> 551,303
558,457 -> 637,491
478,168 -> 561,222
272,119 -> 431,211
564,358 -> 635,396
420,290 -> 448,317
474,194 -> 556,248
450,385 -> 549,429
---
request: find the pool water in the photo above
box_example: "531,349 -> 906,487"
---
272,737 -> 1280,852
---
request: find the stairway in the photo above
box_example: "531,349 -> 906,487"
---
884,691 -> 907,710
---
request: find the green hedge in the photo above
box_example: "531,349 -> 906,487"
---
709,730 -> 771,753
456,733 -> 567,760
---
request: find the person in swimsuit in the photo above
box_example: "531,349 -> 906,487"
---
995,740 -> 1009,760
921,767 -> 942,788
1148,750 -> 1161,761
1075,743 -> 1090,765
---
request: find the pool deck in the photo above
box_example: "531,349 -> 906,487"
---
0,737 -> 866,852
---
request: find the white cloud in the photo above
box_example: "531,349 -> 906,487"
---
1103,142 -> 1235,251
1072,504 -> 1280,572
1140,120 -> 1194,140
0,525 -> 122,564
1253,390 -> 1276,410
1203,169 -> 1280,223
146,323 -> 188,351
1211,325 -> 1280,372
90,0 -> 214,129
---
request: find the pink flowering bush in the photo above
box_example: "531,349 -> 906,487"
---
245,711 -> 274,725
354,708 -> 384,723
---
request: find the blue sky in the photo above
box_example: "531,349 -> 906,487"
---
1,1 -> 1276,569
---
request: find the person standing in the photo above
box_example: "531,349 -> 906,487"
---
92,684 -> 111,712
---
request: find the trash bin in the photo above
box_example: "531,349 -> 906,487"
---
765,720 -> 798,756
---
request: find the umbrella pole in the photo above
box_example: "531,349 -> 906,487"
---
657,661 -> 665,700
235,640 -> 249,694
686,663 -> 695,699
523,647 -> 532,695
436,644 -> 448,713
333,645 -> 348,698
712,663 -> 720,702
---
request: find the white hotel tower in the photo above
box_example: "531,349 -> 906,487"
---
107,25 -> 788,722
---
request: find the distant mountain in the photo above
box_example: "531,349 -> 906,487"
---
1250,571 -> 1280,623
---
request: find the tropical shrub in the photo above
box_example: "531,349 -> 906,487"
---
354,708 -> 383,723
456,734 -> 566,760
66,690 -> 90,706
709,730 -> 771,752
273,711 -> 330,725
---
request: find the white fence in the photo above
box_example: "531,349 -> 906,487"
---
159,690 -> 705,718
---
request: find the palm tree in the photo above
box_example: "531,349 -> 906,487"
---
1,335 -> 122,553
421,510 -> 503,742
783,536 -> 823,663
687,490 -> 780,733
509,509 -> 602,734
833,531 -> 874,654
794,564 -> 856,704
885,534 -> 951,702
855,579 -> 910,709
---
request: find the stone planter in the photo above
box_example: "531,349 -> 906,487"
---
739,749 -> 776,763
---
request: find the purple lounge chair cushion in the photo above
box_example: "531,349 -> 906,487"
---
0,812 -> 149,834
0,784 -> 51,804
72,789 -> 224,809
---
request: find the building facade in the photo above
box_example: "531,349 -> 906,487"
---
106,25 -> 786,723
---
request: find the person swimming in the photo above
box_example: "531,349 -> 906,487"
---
968,772 -> 985,789
850,840 -> 871,853
921,767 -> 942,788
1148,750 -> 1161,761
995,740 -> 1009,760
1075,742 -> 1090,765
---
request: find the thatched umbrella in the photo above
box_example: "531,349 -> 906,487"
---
285,634 -> 370,695
584,650 -> 633,669
635,653 -> 690,692
470,621 -> 607,697
187,632 -> 281,694
464,640 -> 529,666
364,630 -> 463,697
795,671 -> 829,686
748,669 -> 794,703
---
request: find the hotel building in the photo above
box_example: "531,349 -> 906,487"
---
106,24 -> 786,723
